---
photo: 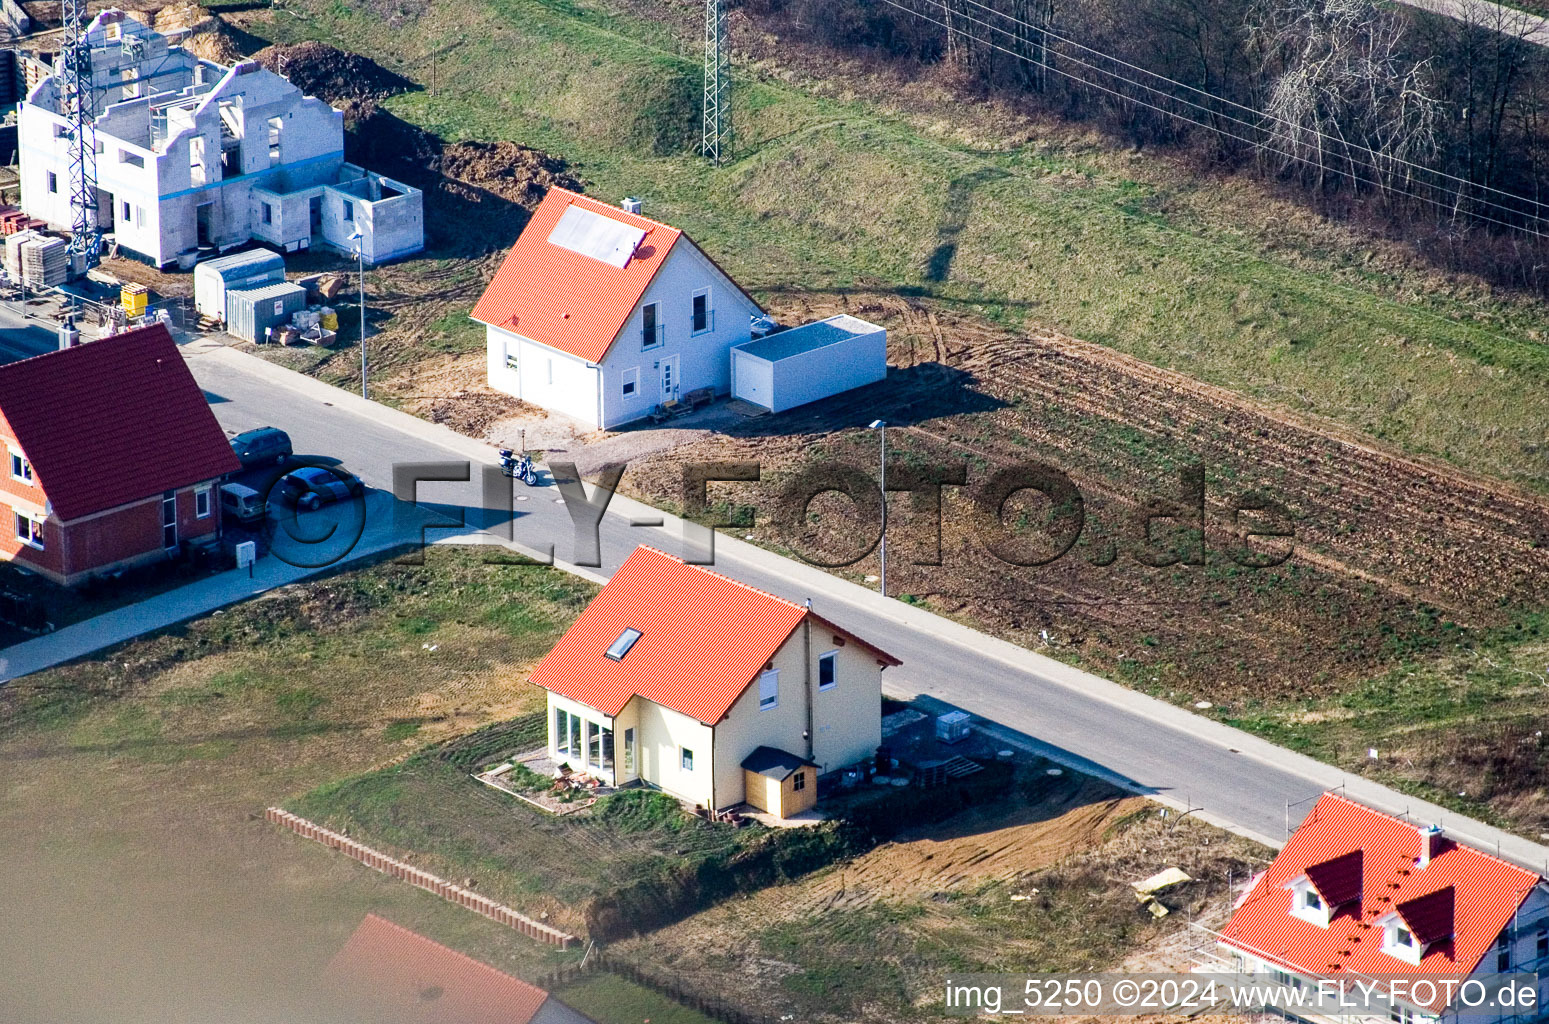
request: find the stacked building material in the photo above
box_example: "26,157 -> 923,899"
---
4,230 -> 67,287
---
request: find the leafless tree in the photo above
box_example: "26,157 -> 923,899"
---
1249,0 -> 1441,204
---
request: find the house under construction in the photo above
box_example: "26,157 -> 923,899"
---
17,11 -> 422,268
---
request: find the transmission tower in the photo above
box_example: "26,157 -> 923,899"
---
701,0 -> 729,165
60,0 -> 100,275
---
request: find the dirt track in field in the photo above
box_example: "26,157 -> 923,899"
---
625,289 -> 1549,703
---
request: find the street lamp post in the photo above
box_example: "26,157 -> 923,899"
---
350,230 -> 367,400
869,419 -> 887,597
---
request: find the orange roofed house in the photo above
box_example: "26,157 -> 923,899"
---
1215,792 -> 1549,1024
322,914 -> 594,1024
528,545 -> 900,818
0,324 -> 240,585
472,188 -> 764,431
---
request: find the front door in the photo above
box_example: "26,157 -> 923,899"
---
660,357 -> 677,403
161,491 -> 178,552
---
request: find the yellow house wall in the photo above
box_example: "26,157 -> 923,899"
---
710,622 -> 885,810
632,697 -> 717,809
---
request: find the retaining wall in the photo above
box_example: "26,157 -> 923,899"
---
265,806 -> 577,947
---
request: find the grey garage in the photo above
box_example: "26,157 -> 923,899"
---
730,314 -> 887,414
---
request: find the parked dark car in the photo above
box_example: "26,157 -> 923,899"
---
277,466 -> 363,512
230,427 -> 293,469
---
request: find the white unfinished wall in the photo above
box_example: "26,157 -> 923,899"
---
19,10 -> 359,267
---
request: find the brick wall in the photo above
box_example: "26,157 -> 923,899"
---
265,808 -> 579,947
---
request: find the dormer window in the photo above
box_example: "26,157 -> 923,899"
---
1287,876 -> 1332,928
605,627 -> 642,661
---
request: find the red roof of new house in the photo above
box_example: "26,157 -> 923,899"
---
1219,793 -> 1541,1011
0,324 -> 239,521
529,545 -> 899,724
469,188 -> 760,364
322,914 -> 560,1024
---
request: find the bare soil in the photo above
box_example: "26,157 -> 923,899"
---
615,784 -> 1268,1023
622,288 -> 1549,705
250,40 -> 414,104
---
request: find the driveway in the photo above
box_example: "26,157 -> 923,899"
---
6,337 -> 1546,875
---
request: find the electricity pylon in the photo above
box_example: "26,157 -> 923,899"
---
702,0 -> 730,165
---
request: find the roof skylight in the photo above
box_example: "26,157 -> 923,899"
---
605,627 -> 643,661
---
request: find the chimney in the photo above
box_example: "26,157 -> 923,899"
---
621,197 -> 643,215
57,317 -> 79,350
1418,824 -> 1443,868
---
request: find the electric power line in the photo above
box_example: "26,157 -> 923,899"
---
945,0 -> 1549,218
876,0 -> 1549,239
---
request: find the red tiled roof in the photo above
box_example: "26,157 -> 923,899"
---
1396,886 -> 1456,947
322,914 -> 554,1024
1220,793 -> 1540,1011
469,188 -> 682,364
529,545 -> 899,724
0,324 -> 239,521
1305,849 -> 1364,908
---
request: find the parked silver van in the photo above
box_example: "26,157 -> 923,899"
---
219,482 -> 267,526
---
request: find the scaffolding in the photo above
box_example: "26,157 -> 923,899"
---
701,0 -> 729,165
59,0 -> 100,274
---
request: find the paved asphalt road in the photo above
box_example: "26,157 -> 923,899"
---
187,342 -> 1549,869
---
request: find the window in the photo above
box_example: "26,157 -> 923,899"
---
681,747 -> 694,772
1303,889 -> 1323,911
342,200 -> 354,223
46,171 -> 57,194
554,709 -> 581,759
504,345 -> 518,372
546,359 -> 554,386
605,627 -> 642,661
162,491 -> 177,550
14,511 -> 43,549
1498,931 -> 1512,971
623,727 -> 635,773
758,669 -> 779,710
261,202 -> 273,226
691,289 -> 710,334
621,368 -> 638,397
119,149 -> 144,168
9,450 -> 31,483
792,771 -> 806,792
195,485 -> 212,519
121,200 -> 131,221
818,651 -> 837,690
641,302 -> 661,349
1536,930 -> 1546,959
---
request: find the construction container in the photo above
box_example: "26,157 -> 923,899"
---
225,281 -> 307,343
193,248 -> 285,320
121,282 -> 148,317
935,711 -> 972,745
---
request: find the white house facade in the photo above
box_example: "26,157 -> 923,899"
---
473,189 -> 763,431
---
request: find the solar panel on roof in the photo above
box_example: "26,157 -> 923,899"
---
547,204 -> 647,268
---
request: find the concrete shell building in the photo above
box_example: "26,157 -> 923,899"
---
18,11 -> 422,268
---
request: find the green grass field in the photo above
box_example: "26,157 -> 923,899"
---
551,973 -> 718,1024
244,0 -> 1549,491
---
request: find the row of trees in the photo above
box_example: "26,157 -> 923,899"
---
740,0 -> 1549,290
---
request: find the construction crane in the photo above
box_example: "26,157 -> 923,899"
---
60,0 -> 100,276
701,0 -> 729,165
